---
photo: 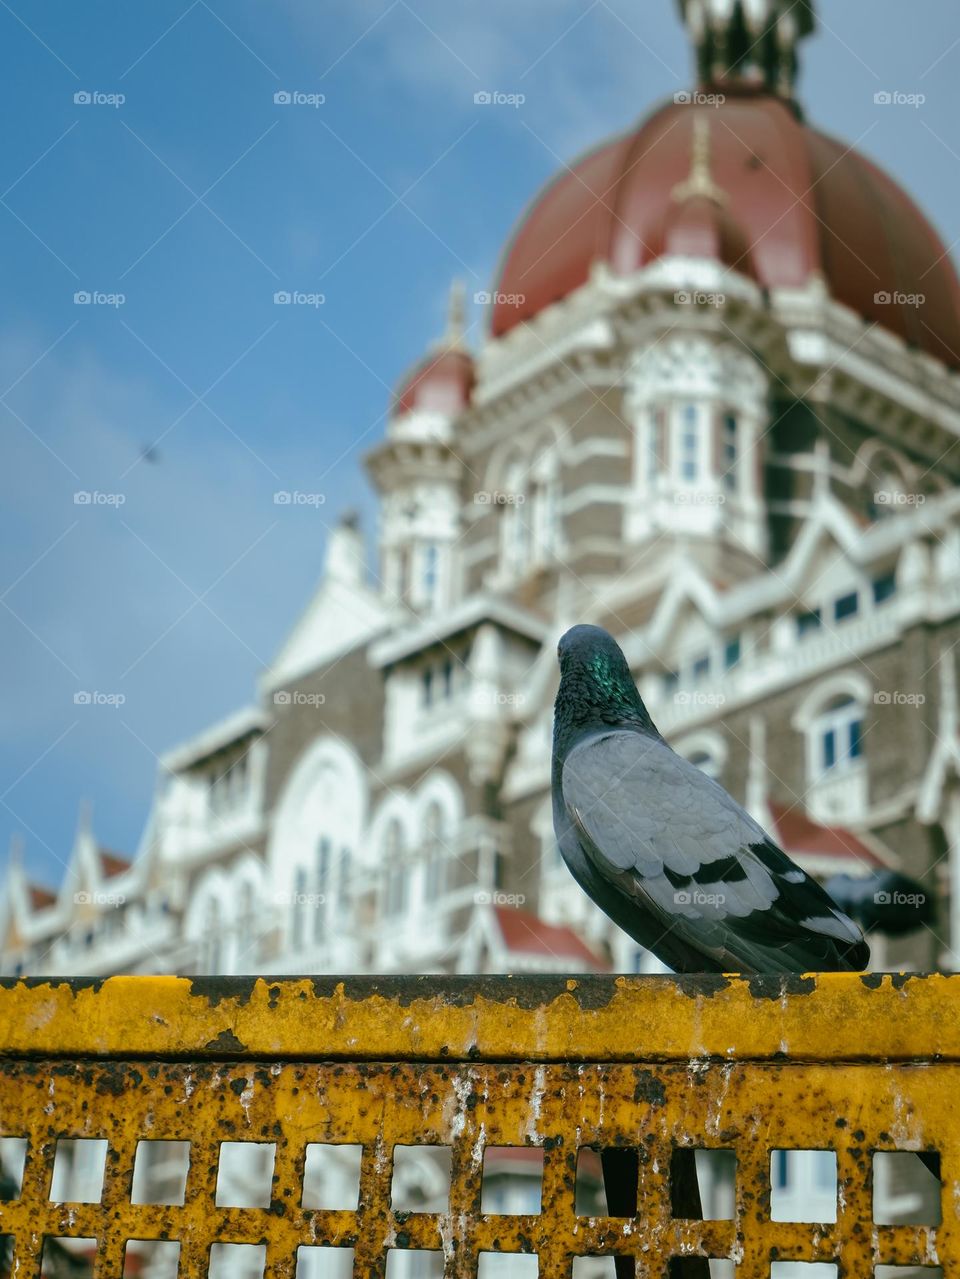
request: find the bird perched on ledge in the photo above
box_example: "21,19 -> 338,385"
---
552,625 -> 870,1276
552,624 -> 869,975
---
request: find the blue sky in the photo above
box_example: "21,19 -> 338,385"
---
2,0 -> 959,890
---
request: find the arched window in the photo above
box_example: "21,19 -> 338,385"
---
502,458 -> 531,575
423,801 -> 448,902
383,820 -> 407,917
679,404 -> 701,482
812,695 -> 863,778
530,450 -> 560,562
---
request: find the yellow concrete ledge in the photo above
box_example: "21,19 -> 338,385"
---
0,972 -> 955,1062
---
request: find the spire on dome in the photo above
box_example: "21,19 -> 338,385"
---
677,0 -> 815,99
436,278 -> 467,352
671,114 -> 727,206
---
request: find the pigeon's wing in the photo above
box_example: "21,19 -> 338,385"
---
562,730 -> 869,973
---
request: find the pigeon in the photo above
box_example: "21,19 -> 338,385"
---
552,624 -> 870,975
552,625 -> 870,1274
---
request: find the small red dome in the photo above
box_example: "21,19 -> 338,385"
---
493,91 -> 960,369
392,347 -> 476,419
652,192 -> 756,278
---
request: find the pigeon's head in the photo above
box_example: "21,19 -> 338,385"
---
555,624 -> 658,738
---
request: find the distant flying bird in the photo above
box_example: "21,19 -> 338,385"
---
552,624 -> 870,976
139,443 -> 160,464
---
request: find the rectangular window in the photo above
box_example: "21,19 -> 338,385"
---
663,670 -> 680,695
872,572 -> 897,605
421,667 -> 434,708
692,653 -> 711,681
680,405 -> 700,481
797,609 -> 822,636
849,719 -> 863,759
722,413 -> 738,492
834,591 -> 859,622
724,635 -> 742,669
423,544 -> 438,599
647,408 -> 667,482
822,728 -> 837,771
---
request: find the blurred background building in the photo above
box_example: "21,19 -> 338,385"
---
4,0 -> 959,1274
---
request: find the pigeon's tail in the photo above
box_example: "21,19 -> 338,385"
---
600,1147 -> 711,1278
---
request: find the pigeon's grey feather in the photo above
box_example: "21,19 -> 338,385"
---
552,624 -> 870,974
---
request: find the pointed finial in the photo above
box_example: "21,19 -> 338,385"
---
672,114 -> 728,206
440,279 -> 466,351
77,797 -> 93,837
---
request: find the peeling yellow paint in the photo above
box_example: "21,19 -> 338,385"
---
0,974 -> 954,1277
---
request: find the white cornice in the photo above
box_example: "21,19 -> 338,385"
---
161,705 -> 267,773
369,594 -> 547,668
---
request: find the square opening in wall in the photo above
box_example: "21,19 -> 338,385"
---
208,1242 -> 266,1278
214,1141 -> 276,1208
478,1254 -> 539,1279
50,1139 -> 108,1203
130,1139 -> 190,1205
391,1145 -> 452,1212
386,1249 -> 445,1278
481,1148 -> 544,1214
124,1241 -> 180,1275
769,1150 -> 837,1223
295,1246 -> 356,1278
302,1143 -> 363,1210
671,1149 -> 735,1221
872,1152 -> 941,1226
0,1138 -> 27,1199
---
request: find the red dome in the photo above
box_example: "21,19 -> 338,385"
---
493,91 -> 960,369
393,347 -> 475,419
